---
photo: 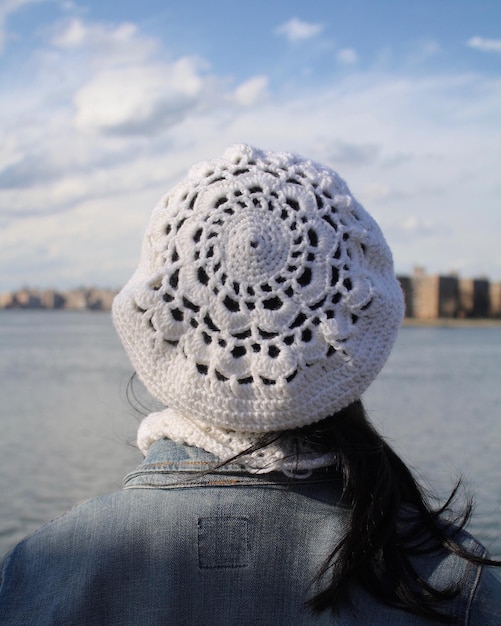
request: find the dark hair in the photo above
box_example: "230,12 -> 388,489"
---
229,400 -> 500,623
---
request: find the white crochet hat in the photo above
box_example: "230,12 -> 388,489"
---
113,144 -> 404,470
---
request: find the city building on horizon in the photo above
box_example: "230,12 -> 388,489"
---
397,268 -> 500,319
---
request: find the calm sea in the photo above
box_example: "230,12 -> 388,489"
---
0,311 -> 500,559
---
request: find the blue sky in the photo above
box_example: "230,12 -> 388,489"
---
1,0 -> 500,290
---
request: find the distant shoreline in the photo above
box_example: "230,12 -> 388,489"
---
402,318 -> 501,328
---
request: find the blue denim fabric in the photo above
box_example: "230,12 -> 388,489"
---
1,438 -> 500,625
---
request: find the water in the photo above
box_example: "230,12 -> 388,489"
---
0,311 -> 143,556
0,312 -> 500,559
365,325 -> 501,557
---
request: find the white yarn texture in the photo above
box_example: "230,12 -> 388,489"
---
113,144 -> 404,468
136,408 -> 336,475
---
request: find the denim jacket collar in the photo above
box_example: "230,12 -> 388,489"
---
123,438 -> 341,493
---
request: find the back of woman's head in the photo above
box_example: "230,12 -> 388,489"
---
112,144 -> 404,473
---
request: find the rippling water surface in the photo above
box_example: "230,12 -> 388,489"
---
0,311 -> 500,558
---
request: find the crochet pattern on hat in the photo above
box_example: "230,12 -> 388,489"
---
113,144 -> 404,434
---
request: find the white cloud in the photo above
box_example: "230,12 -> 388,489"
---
51,18 -> 137,49
467,36 -> 501,53
337,48 -> 358,65
74,58 -> 206,134
50,17 -> 158,66
47,18 -> 217,137
234,75 -> 269,107
275,17 -> 323,42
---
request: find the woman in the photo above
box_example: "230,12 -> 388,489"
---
1,144 -> 500,625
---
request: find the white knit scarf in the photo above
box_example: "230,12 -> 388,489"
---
137,408 -> 336,477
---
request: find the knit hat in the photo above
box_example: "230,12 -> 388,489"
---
113,144 -> 404,472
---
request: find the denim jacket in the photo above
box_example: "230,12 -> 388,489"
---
1,438 -> 500,625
